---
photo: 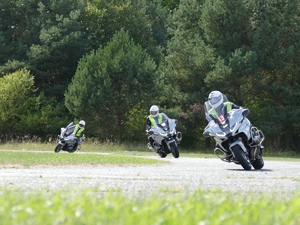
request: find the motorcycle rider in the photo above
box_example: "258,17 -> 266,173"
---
72,120 -> 85,149
207,90 -> 243,121
206,90 -> 263,160
146,105 -> 182,150
146,105 -> 170,150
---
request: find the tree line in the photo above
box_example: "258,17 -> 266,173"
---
0,0 -> 299,151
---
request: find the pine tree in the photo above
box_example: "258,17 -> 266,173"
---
65,30 -> 158,143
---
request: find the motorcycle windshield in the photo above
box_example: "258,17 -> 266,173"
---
65,124 -> 75,136
157,120 -> 170,131
213,108 -> 243,127
228,109 -> 244,125
151,119 -> 176,134
213,106 -> 228,126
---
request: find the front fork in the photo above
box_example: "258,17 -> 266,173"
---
58,139 -> 66,150
251,145 -> 264,161
229,139 -> 249,157
166,139 -> 176,150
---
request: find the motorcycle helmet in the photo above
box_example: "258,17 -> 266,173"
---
79,120 -> 86,128
208,91 -> 224,109
150,105 -> 159,117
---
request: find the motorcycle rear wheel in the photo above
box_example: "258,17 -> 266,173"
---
251,156 -> 264,169
170,142 -> 179,158
232,145 -> 251,170
54,144 -> 63,153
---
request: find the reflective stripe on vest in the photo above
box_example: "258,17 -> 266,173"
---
148,114 -> 163,126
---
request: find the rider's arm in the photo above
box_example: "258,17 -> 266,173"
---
161,113 -> 170,121
231,102 -> 241,109
231,102 -> 250,116
146,117 -> 151,130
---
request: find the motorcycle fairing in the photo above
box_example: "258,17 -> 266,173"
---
61,122 -> 75,137
204,108 -> 252,141
151,119 -> 177,139
148,119 -> 178,152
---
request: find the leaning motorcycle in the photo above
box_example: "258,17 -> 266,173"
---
203,102 -> 265,170
54,122 -> 85,153
147,119 -> 182,158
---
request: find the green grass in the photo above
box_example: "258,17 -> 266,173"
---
0,150 -> 164,167
0,189 -> 299,225
1,141 -> 300,167
0,142 -> 213,167
0,141 -> 142,152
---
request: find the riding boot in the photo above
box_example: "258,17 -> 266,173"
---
72,138 -> 78,152
147,137 -> 155,151
147,142 -> 154,151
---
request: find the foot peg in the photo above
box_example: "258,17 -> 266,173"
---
147,142 -> 153,150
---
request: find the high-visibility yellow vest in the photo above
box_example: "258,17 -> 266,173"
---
148,114 -> 163,126
73,124 -> 85,137
208,102 -> 232,118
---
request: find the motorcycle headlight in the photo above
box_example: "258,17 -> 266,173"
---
160,132 -> 167,136
216,132 -> 226,137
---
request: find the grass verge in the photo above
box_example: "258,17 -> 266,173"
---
0,150 -> 164,167
0,189 -> 299,225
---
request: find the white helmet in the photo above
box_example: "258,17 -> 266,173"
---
208,91 -> 224,109
150,105 -> 159,117
79,120 -> 86,128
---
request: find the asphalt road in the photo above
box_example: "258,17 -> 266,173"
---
1,156 -> 299,197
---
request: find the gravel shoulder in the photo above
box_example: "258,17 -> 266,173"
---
1,156 -> 300,197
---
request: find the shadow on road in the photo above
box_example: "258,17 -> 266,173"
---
226,169 -> 273,172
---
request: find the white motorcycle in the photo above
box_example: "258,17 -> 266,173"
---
203,101 -> 265,170
54,122 -> 85,153
147,119 -> 182,158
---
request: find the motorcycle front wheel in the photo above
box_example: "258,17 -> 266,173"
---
54,144 -> 63,153
251,156 -> 264,169
231,145 -> 251,170
170,142 -> 179,158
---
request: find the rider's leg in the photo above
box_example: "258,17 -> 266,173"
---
73,137 -> 78,151
147,137 -> 155,150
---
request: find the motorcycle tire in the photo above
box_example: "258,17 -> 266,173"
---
170,142 -> 179,158
159,152 -> 167,158
251,156 -> 264,170
231,145 -> 251,170
54,144 -> 63,153
67,148 -> 76,153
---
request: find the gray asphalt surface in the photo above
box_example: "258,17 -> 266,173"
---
1,156 -> 299,197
